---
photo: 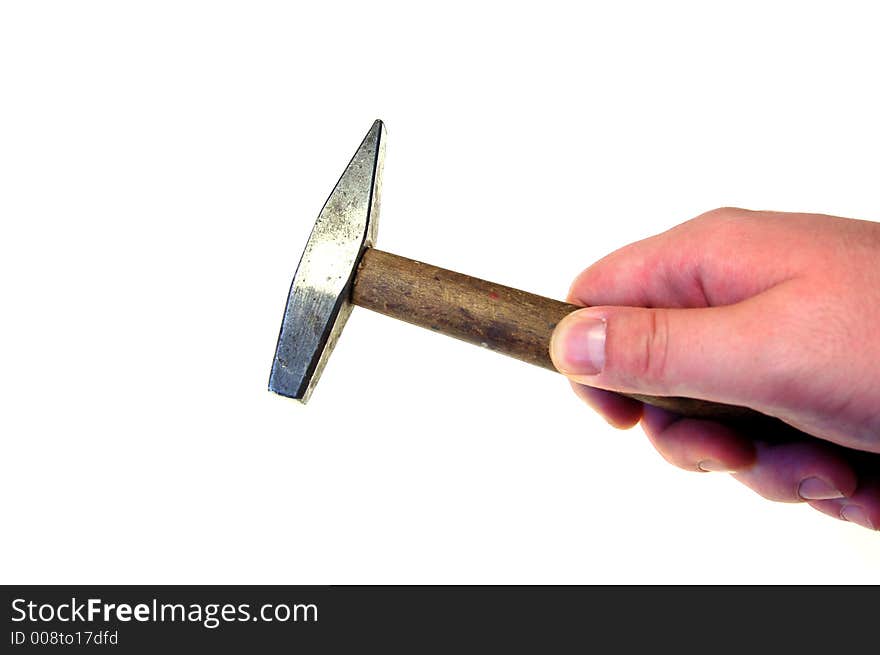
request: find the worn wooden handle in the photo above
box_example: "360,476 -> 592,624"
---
352,248 -> 761,421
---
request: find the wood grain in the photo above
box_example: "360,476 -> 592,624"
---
352,248 -> 762,421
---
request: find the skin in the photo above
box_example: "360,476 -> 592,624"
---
549,208 -> 880,530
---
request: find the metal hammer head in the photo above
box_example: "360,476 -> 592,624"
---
268,120 -> 386,402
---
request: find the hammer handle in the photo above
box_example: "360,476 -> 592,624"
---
352,248 -> 760,421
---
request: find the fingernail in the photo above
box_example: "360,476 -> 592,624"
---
798,477 -> 844,500
697,460 -> 732,473
841,506 -> 875,530
551,313 -> 606,375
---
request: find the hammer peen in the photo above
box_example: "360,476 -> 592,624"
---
269,120 -> 760,421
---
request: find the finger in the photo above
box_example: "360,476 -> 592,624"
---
550,290 -> 794,409
641,405 -> 861,505
807,477 -> 880,530
568,380 -> 643,429
731,440 -> 858,503
567,207 -> 799,309
640,405 -> 756,472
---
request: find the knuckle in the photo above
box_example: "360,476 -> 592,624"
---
686,207 -> 762,256
699,206 -> 750,222
691,207 -> 756,239
674,207 -> 757,254
636,309 -> 671,386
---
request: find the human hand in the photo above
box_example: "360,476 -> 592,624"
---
549,208 -> 880,530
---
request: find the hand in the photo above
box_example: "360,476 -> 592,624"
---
550,208 -> 880,530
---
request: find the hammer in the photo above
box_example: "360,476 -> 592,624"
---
269,120 -> 757,421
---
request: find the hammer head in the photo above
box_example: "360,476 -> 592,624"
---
269,120 -> 386,402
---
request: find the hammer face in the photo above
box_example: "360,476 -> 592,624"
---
269,120 -> 385,402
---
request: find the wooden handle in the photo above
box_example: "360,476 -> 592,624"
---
352,248 -> 762,421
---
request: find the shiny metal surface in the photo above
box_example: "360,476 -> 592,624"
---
268,120 -> 385,402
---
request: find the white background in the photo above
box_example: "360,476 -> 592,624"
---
2,1 -> 878,583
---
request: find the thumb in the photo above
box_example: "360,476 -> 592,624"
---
549,302 -> 775,406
